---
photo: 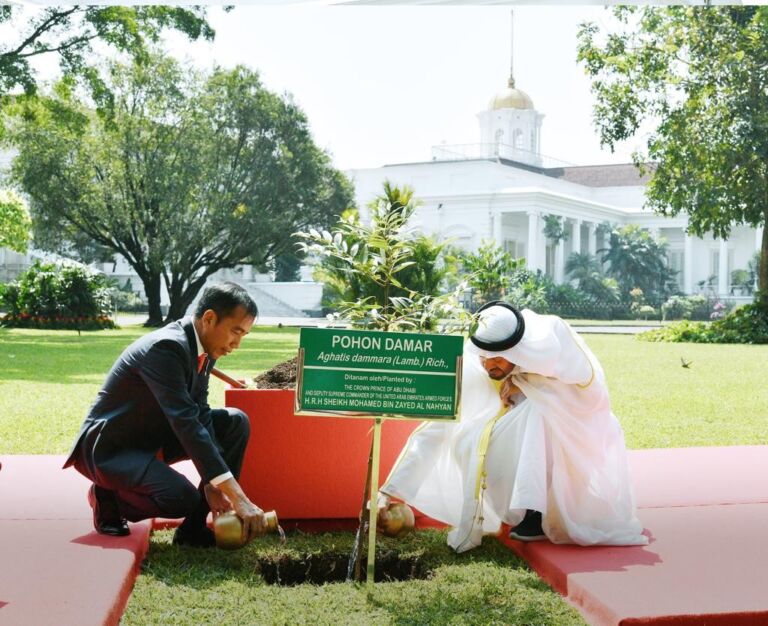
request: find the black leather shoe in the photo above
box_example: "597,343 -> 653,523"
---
172,525 -> 215,548
87,484 -> 130,537
509,509 -> 546,542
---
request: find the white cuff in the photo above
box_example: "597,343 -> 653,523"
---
209,471 -> 233,487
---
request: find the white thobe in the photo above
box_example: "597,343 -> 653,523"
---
381,310 -> 647,552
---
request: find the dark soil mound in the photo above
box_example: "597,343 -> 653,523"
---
254,357 -> 297,389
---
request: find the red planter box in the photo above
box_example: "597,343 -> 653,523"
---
225,388 -> 421,519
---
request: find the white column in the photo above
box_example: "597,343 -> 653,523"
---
718,238 -> 729,296
572,219 -> 582,256
587,223 -> 597,257
684,233 -> 694,294
555,238 -> 565,283
757,226 -> 764,253
526,210 -> 539,271
492,211 -> 503,248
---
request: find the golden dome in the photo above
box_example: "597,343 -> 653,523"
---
489,78 -> 533,111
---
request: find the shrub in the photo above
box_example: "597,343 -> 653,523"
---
686,295 -> 712,321
638,303 -> 768,344
297,182 -> 470,332
310,189 -> 457,318
661,295 -> 693,321
460,241 -> 520,306
636,304 -> 657,320
0,260 -> 116,330
111,288 -> 148,313
709,301 -> 727,320
660,294 -> 716,321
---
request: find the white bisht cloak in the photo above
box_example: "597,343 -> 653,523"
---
381,310 -> 647,552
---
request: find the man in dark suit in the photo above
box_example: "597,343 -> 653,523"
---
65,281 -> 266,547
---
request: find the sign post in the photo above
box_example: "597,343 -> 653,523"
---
366,417 -> 382,587
296,327 -> 464,587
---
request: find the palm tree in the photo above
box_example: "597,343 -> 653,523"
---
599,225 -> 678,303
565,252 -> 619,303
565,252 -> 601,286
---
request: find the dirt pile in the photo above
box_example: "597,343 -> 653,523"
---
253,357 -> 297,389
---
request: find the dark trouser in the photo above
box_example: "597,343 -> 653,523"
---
76,408 -> 250,529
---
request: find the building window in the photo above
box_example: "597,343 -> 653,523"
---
668,250 -> 684,290
504,239 -> 526,260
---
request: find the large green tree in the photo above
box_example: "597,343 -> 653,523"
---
578,6 -> 768,311
4,55 -> 353,325
0,188 -> 31,253
0,5 -> 214,97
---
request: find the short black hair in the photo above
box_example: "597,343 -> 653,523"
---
194,282 -> 258,320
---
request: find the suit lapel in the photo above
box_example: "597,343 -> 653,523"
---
181,318 -> 200,391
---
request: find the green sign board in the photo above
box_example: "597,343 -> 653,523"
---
296,328 -> 464,420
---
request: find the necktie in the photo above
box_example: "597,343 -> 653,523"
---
197,353 -> 208,374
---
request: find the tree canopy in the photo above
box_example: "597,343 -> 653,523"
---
578,6 -> 768,310
4,54 -> 354,325
0,5 -> 214,97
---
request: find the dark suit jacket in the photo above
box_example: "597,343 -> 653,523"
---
64,317 -> 229,486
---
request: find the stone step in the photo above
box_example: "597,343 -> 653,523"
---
244,284 -> 308,318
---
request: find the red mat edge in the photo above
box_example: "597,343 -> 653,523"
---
104,522 -> 152,626
498,535 -> 569,594
620,611 -> 768,626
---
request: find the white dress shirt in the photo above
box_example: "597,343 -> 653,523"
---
191,320 -> 233,487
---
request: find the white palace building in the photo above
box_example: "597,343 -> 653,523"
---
349,73 -> 763,300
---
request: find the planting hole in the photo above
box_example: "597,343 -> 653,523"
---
257,550 -> 431,586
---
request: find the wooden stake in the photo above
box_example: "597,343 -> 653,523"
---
366,418 -> 383,589
353,436 -> 375,582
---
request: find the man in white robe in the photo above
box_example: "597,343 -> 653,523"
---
379,301 -> 647,552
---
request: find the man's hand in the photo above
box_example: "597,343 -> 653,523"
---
500,377 -> 524,407
204,484 -> 231,518
215,477 -> 267,544
232,496 -> 266,544
375,491 -> 392,524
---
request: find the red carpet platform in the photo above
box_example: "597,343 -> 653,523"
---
2,446 -> 767,625
0,456 -> 150,626
501,445 -> 768,626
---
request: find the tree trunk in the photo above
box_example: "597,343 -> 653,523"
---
759,218 -> 768,313
164,274 -> 210,324
165,278 -> 186,323
142,272 -> 164,327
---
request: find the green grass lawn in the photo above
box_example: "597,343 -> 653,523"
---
2,323 -> 766,453
587,334 -> 768,448
124,529 -> 584,626
0,324 -> 299,454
